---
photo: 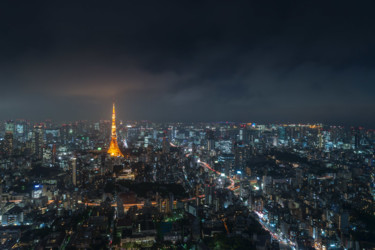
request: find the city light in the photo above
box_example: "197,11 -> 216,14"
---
0,2 -> 373,249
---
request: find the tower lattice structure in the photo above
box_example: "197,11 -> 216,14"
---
107,103 -> 124,157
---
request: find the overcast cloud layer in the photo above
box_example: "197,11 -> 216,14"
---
0,1 -> 375,127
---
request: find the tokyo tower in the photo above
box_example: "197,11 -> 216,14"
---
107,103 -> 124,157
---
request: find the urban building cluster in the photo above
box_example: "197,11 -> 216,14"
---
0,106 -> 374,249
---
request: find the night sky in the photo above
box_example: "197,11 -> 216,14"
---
1,1 -> 375,127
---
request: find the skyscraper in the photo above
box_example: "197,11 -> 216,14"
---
4,132 -> 13,157
162,136 -> 170,154
107,103 -> 124,157
206,129 -> 215,151
4,121 -> 14,156
32,125 -> 44,160
72,157 -> 77,186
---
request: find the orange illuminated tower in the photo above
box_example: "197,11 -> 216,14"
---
107,103 -> 124,157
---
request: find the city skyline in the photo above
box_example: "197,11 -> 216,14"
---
1,2 -> 375,249
1,111 -> 374,249
1,1 -> 375,127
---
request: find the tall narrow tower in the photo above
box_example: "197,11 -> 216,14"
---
107,103 -> 124,157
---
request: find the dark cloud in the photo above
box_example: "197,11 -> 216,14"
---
0,1 -> 375,127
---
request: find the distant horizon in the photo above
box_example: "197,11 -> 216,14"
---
1,117 -> 374,131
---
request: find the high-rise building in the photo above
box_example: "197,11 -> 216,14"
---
5,121 -> 14,134
33,125 -> 44,159
4,132 -> 13,157
42,146 -> 52,166
239,128 -> 246,141
278,126 -> 286,143
107,103 -> 124,157
15,120 -> 28,143
4,121 -> 14,156
204,184 -> 213,205
60,124 -> 71,144
354,127 -> 361,150
72,157 -> 77,186
52,144 -> 56,164
206,129 -> 215,151
162,136 -> 170,154
318,127 -> 323,149
234,142 -> 247,171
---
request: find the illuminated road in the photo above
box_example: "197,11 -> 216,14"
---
253,211 -> 296,249
199,161 -> 236,191
181,152 -> 238,201
81,201 -> 178,209
183,149 -> 294,248
183,152 -> 237,190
